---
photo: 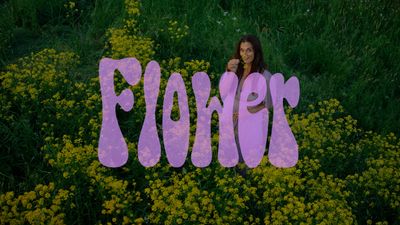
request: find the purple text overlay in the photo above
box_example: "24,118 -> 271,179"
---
98,58 -> 300,168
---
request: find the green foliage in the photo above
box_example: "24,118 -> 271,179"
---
0,3 -> 14,61
0,0 -> 399,224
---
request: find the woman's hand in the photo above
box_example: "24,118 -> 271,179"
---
227,59 -> 240,73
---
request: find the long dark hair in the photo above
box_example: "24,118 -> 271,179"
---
230,35 -> 267,80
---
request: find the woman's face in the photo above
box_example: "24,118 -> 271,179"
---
240,41 -> 255,66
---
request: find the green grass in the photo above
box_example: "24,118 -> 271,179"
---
1,0 -> 399,185
1,0 -> 399,192
139,0 -> 400,134
0,1 -> 399,223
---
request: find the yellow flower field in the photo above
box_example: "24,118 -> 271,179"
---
0,0 -> 399,224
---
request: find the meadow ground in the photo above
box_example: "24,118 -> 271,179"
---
0,0 -> 399,224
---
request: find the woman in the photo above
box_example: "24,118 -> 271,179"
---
226,34 -> 272,167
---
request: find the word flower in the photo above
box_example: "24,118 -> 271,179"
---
98,58 -> 300,168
